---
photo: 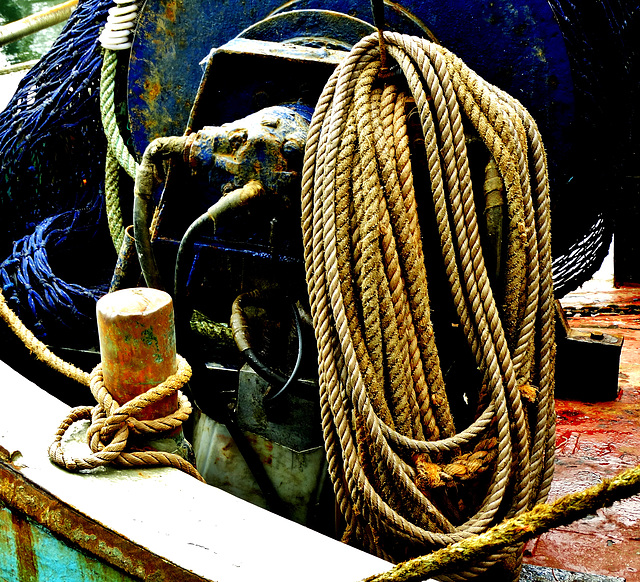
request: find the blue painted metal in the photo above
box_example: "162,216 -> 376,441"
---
128,0 -> 574,182
187,37 -> 345,131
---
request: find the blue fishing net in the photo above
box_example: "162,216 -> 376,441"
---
0,203 -> 109,347
0,0 -> 114,343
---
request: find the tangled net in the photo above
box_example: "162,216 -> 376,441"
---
0,0 -> 113,342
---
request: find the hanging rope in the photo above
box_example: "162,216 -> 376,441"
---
99,0 -> 141,251
100,48 -> 139,252
301,31 -> 555,577
100,49 -> 138,179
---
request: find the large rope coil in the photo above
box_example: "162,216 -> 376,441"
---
301,31 -> 555,576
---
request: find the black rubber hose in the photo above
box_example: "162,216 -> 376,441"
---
230,290 -> 303,403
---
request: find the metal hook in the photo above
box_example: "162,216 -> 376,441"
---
370,0 -> 393,79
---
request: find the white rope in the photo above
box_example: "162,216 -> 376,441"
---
98,0 -> 138,51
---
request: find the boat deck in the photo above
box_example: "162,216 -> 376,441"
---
524,286 -> 640,580
1,283 -> 639,581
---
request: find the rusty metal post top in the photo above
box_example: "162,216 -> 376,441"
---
96,287 -> 178,419
97,287 -> 172,319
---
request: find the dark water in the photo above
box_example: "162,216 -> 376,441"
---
0,0 -> 67,66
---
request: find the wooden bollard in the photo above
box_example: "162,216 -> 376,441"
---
96,287 -> 178,422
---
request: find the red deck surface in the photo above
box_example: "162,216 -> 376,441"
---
523,287 -> 640,580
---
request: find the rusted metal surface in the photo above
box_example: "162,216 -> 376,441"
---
96,288 -> 178,420
1,505 -> 138,581
9,509 -> 37,581
0,461 -> 208,581
186,104 -> 310,201
128,0 -> 572,162
524,287 -> 640,580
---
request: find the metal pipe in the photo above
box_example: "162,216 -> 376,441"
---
0,59 -> 39,75
0,0 -> 78,47
133,136 -> 190,290
109,225 -> 140,293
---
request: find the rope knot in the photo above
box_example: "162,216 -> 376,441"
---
414,455 -> 448,489
49,354 -> 204,481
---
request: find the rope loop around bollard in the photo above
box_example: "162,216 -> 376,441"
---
48,354 -> 205,481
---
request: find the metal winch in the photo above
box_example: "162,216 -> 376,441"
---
130,37 -> 342,529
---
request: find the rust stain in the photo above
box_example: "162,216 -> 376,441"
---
0,463 -> 208,581
11,511 -> 38,581
144,80 -> 162,103
165,0 -> 176,23
526,287 -> 640,580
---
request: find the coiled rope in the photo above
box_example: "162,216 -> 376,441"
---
301,31 -> 555,577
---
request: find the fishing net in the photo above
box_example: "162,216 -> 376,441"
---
548,0 -> 638,297
0,202 -> 109,347
0,0 -> 114,343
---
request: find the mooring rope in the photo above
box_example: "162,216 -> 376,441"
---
362,463 -> 640,582
0,289 -> 90,385
48,355 -> 205,481
302,31 -> 555,577
0,285 -> 202,481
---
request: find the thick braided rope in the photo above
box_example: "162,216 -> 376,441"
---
307,45 -> 483,553
405,38 -> 532,522
314,44 -> 461,545
0,289 -> 90,386
48,355 -> 204,482
302,32 -> 555,573
393,33 -> 545,525
100,49 -> 138,250
104,147 -> 126,251
100,50 -> 139,178
363,464 -> 640,582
